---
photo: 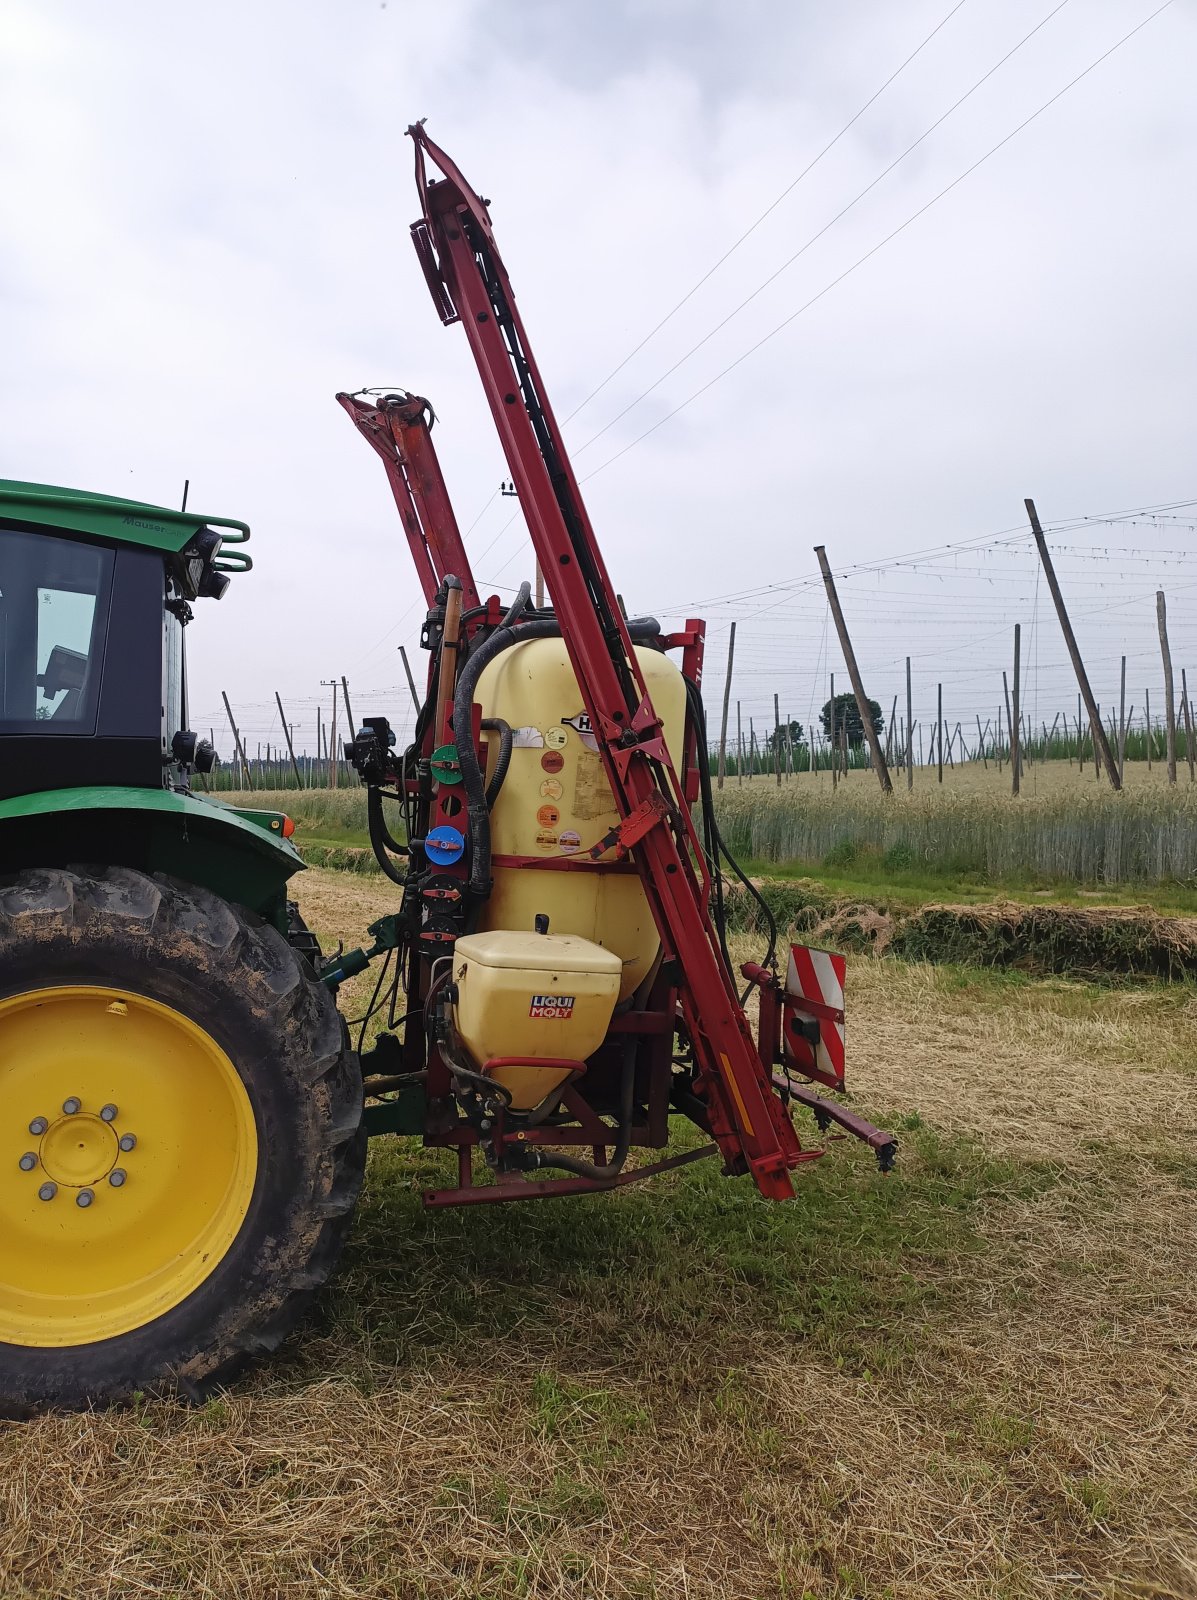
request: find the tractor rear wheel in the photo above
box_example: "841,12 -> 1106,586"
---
0,866 -> 365,1413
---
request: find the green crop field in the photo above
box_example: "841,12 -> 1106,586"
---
220,760 -> 1197,904
4,866 -> 1194,1599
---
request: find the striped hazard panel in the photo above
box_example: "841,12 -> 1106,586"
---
781,944 -> 846,1091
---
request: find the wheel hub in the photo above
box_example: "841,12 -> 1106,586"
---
38,1111 -> 119,1189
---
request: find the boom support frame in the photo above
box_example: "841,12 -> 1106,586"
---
405,124 -> 809,1199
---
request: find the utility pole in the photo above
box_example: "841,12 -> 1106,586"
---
399,645 -> 422,714
341,677 -> 356,742
1010,624 -> 1021,798
814,546 -> 892,793
221,692 -> 254,791
717,622 -> 736,790
1026,497 -> 1120,790
321,680 -> 339,788
275,692 -> 303,788
905,657 -> 913,792
1157,590 -> 1177,784
936,683 -> 943,784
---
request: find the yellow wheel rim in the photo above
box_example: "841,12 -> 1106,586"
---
0,986 -> 258,1348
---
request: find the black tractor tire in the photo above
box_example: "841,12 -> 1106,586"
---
0,866 -> 365,1414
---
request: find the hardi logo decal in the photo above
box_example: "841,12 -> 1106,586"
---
529,994 -> 575,1019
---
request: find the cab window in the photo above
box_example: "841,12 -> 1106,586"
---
0,527 -> 114,732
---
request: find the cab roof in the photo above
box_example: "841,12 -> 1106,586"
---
0,480 -> 250,557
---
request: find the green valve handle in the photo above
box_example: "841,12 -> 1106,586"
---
430,743 -> 462,785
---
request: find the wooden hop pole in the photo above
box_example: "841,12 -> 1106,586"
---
1157,590 -> 1177,784
717,622 -> 736,790
1026,497 -> 1120,790
814,546 -> 892,793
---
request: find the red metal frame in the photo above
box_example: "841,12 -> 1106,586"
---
336,390 -> 481,612
405,124 -> 808,1201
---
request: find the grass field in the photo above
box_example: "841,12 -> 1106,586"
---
3,867 -> 1195,1599
217,760 -> 1197,896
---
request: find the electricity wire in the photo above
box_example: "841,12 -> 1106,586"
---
562,0 -> 973,425
577,3 -> 1174,487
574,0 -> 1073,456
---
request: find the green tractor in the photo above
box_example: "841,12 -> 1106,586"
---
0,481 -> 365,1412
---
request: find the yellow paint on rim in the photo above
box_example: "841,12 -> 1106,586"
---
0,986 -> 258,1348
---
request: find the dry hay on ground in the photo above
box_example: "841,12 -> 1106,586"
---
2,869 -> 1195,1600
728,878 -> 1197,980
890,900 -> 1197,979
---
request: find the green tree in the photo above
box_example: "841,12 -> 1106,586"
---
819,693 -> 882,749
766,719 -> 805,753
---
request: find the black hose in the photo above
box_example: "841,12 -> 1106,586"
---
481,718 -> 513,807
367,786 -> 408,884
525,1040 -> 636,1181
453,583 -> 533,898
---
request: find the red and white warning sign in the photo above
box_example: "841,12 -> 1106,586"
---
781,944 -> 845,1089
529,994 -> 575,1019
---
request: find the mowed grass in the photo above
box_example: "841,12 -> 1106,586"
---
3,869 -> 1195,1599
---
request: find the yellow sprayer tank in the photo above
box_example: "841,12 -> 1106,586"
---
475,636 -> 687,1000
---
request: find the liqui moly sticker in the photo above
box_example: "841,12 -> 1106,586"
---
529,994 -> 575,1019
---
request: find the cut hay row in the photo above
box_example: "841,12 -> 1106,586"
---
726,881 -> 1197,981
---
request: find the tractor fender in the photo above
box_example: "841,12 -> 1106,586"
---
0,787 -> 302,930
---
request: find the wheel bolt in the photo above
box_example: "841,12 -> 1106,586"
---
76,1188 -> 94,1208
29,1117 -> 47,1136
62,1097 -> 81,1116
109,1169 -> 127,1188
100,1104 -> 118,1123
18,1152 -> 37,1172
38,1182 -> 57,1202
119,1133 -> 137,1152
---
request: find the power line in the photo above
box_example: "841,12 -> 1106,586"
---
561,0 -> 972,426
574,0 -> 1073,456
577,2 -> 1174,488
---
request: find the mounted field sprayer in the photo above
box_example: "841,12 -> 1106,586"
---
0,127 -> 894,1412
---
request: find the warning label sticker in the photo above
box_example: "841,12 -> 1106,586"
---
541,750 -> 565,773
535,830 -> 558,850
529,994 -> 575,1019
544,727 -> 568,750
537,803 -> 560,827
559,829 -> 581,854
539,777 -> 563,800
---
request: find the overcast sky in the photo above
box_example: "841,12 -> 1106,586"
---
4,0 -> 1194,763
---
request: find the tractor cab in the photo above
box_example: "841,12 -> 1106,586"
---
0,481 -> 250,802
